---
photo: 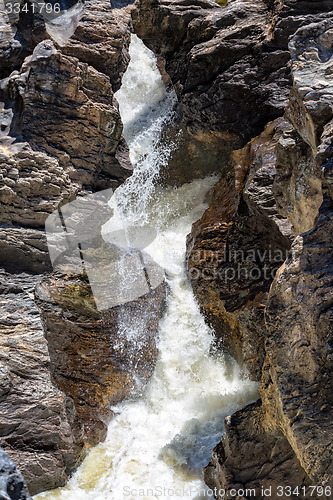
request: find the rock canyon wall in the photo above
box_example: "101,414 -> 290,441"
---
0,0 -> 332,497
0,1 -> 166,495
132,0 -> 333,496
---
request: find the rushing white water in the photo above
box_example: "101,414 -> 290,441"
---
35,35 -> 258,500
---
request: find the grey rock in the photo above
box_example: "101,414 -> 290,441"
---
274,17 -> 333,233
264,201 -> 333,486
0,228 -> 51,274
205,401 -> 312,500
0,448 -> 32,500
0,0 -> 133,274
186,118 -> 293,380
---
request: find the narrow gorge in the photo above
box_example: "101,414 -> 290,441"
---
0,1 -> 332,500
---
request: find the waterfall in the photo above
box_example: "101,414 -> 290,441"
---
35,35 -> 258,500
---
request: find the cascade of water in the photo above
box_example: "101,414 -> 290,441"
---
35,35 -> 258,500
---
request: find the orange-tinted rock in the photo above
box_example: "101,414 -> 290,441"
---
186,118 -> 293,379
35,264 -> 167,446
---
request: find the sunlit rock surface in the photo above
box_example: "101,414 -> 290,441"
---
186,118 -> 293,380
0,1 -> 132,273
0,0 -> 134,494
0,270 -> 84,495
132,0 -> 332,160
62,0 -> 132,91
202,13 -> 333,495
274,17 -> 333,233
35,262 -> 167,448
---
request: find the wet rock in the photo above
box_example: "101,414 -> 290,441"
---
0,269 -> 84,496
0,37 -> 131,272
62,0 -> 133,92
132,0 -> 332,157
0,0 -> 47,79
186,118 -> 293,379
159,124 -> 242,186
204,14 -> 333,494
0,448 -> 32,500
204,401 -> 312,500
274,17 -> 333,233
35,259 -> 167,446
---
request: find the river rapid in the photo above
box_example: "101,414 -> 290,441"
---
35,35 -> 258,500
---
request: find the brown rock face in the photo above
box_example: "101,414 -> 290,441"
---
132,0 -> 332,156
0,270 -> 84,496
203,14 -> 333,496
62,0 -> 132,92
273,17 -> 333,233
0,1 -> 132,273
35,264 -> 167,446
205,401 -> 311,500
0,1 -> 137,494
264,203 -> 333,487
186,118 -> 293,379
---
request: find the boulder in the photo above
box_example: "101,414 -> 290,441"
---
35,260 -> 167,446
62,0 -> 133,92
203,14 -> 333,494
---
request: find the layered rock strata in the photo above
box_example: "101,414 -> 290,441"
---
133,0 -> 333,179
0,1 -> 145,495
133,0 -> 333,493
186,117 -> 293,379
200,12 -> 333,497
35,261 -> 167,448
